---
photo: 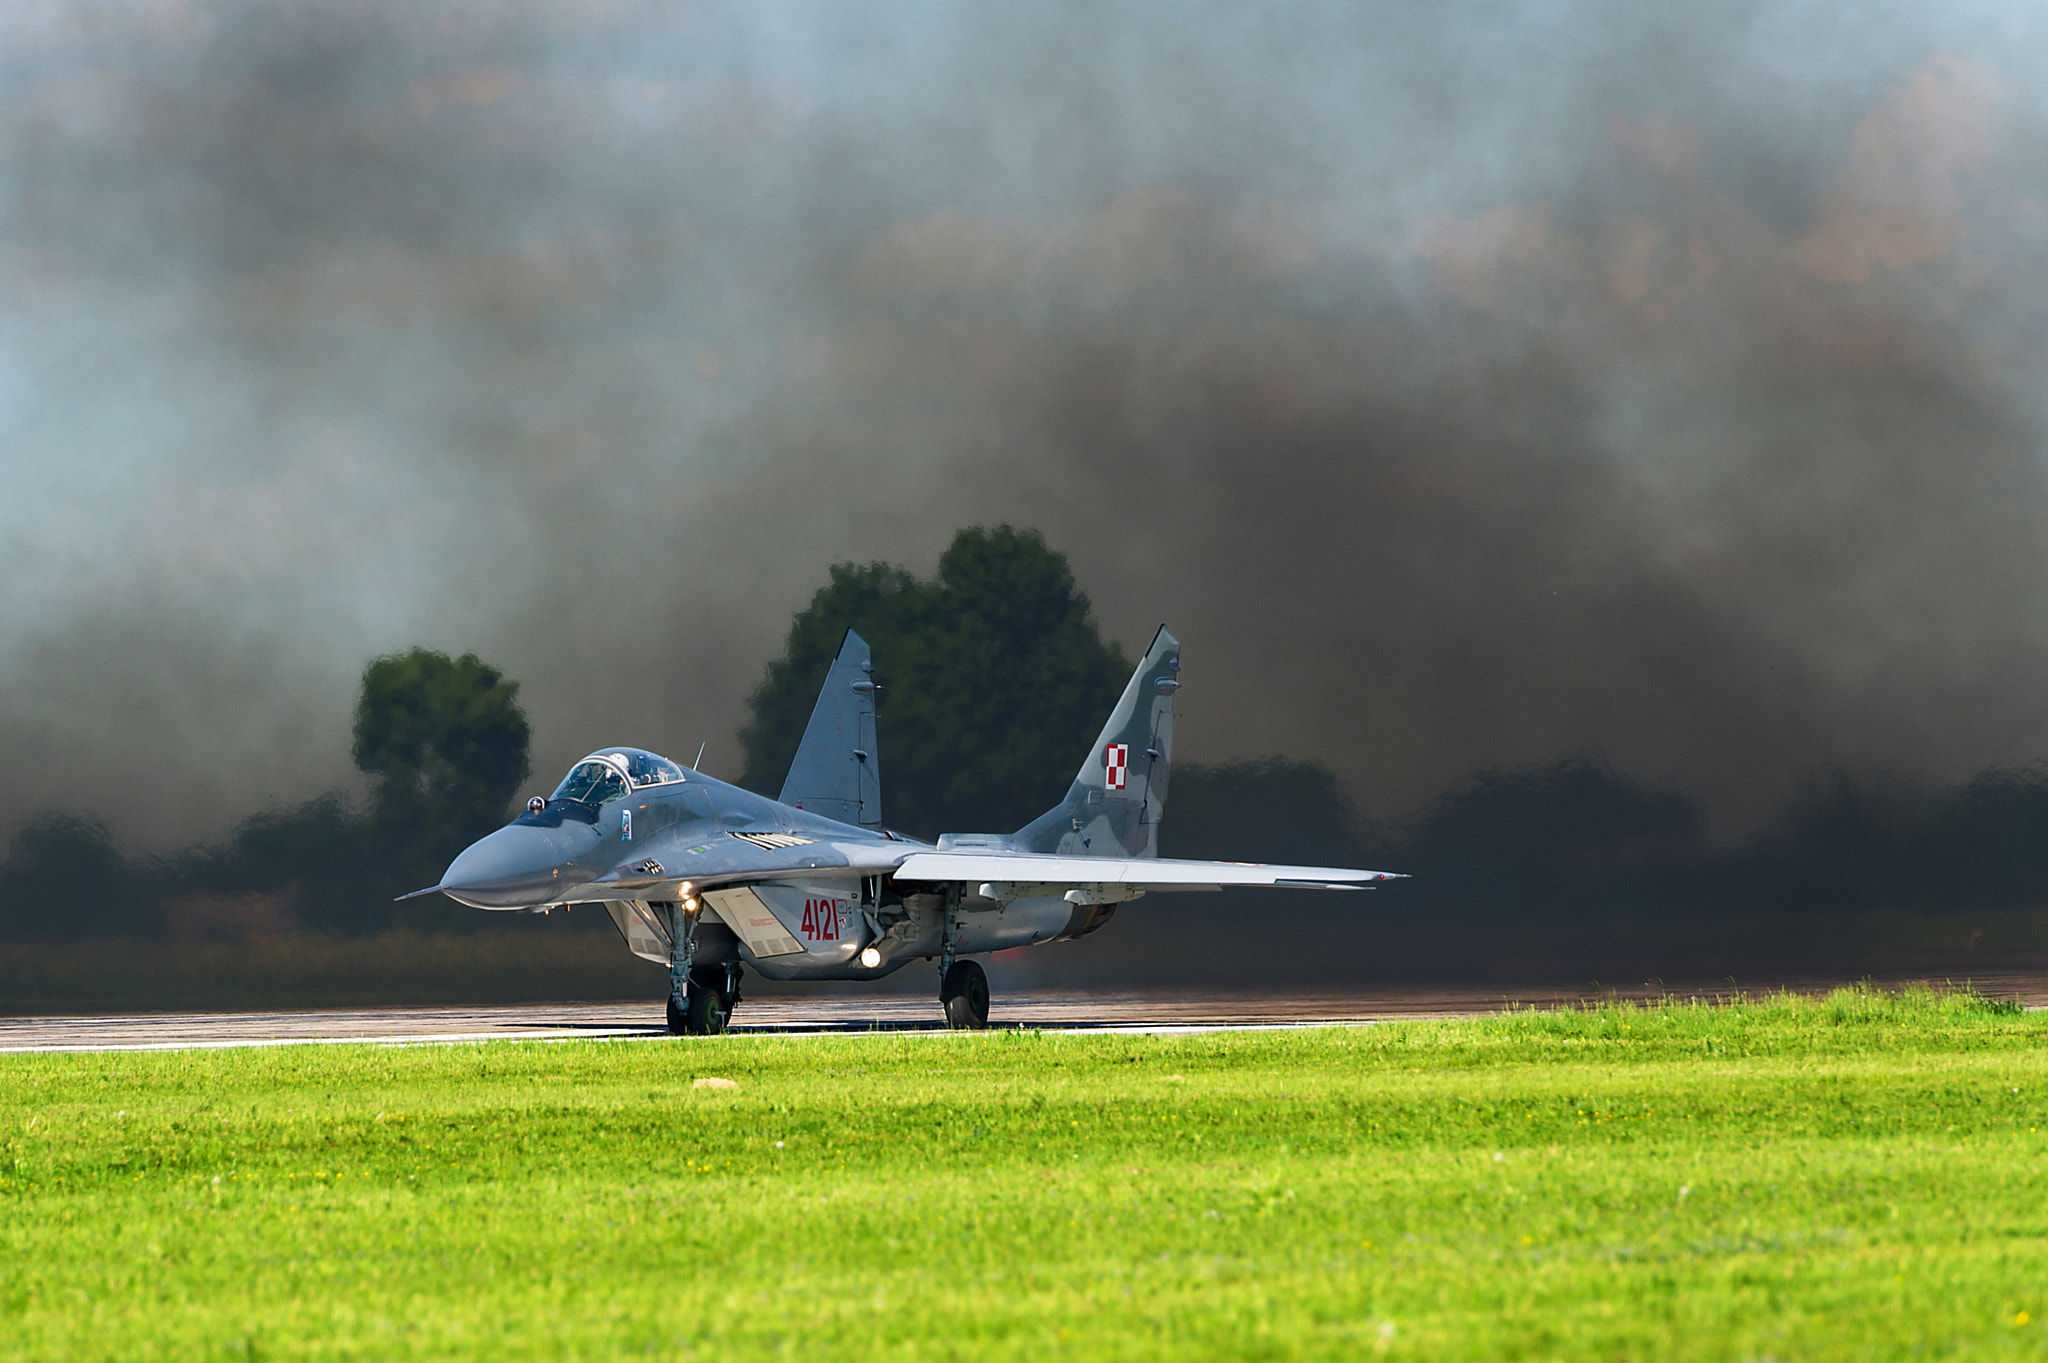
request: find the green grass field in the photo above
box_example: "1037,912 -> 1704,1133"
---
4,987 -> 2047,1359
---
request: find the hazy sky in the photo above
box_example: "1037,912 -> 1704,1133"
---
4,0 -> 2047,849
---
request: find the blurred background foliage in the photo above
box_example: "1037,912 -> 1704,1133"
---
0,647 -> 532,946
738,525 -> 1131,837
7,526 -> 2048,1005
354,648 -> 532,898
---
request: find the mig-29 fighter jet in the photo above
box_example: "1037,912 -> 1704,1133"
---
420,628 -> 1398,1033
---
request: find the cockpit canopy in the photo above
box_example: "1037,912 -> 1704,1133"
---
549,747 -> 688,806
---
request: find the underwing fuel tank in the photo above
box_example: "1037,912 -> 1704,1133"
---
955,895 -> 1094,952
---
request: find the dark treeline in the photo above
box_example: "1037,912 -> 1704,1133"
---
740,527 -> 2048,930
1163,756 -> 2048,924
738,525 -> 1132,837
0,649 -> 548,946
17,750 -> 2048,952
7,526 -> 2048,967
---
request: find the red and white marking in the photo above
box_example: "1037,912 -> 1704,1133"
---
1105,743 -> 1129,790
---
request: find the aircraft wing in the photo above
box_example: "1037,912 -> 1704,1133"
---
889,850 -> 1399,894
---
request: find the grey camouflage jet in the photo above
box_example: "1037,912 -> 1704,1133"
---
419,628 -> 1398,1032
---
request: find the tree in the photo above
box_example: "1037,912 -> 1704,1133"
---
353,649 -> 531,893
0,813 -> 142,941
739,561 -> 921,799
1160,758 -> 1377,867
159,793 -> 381,937
1396,758 -> 1705,920
739,526 -> 1130,837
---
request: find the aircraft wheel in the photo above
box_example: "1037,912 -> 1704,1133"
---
940,959 -> 990,1030
692,966 -> 740,1025
665,993 -> 687,1036
686,985 -> 729,1037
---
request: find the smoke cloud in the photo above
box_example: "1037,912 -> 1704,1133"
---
5,1 -> 2048,850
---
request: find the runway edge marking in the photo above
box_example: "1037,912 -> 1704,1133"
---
0,1018 -> 1421,1055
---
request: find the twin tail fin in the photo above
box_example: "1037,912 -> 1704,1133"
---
778,629 -> 882,828
1011,625 -> 1180,858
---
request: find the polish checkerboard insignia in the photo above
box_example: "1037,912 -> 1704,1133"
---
1105,743 -> 1129,790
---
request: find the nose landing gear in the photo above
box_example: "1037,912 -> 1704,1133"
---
663,900 -> 743,1036
681,979 -> 727,1036
667,965 -> 742,1036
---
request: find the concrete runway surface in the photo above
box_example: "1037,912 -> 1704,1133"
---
6,970 -> 2046,1053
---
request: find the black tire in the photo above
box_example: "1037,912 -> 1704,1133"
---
940,959 -> 990,1030
686,986 -> 729,1037
691,965 -> 742,1020
665,993 -> 687,1036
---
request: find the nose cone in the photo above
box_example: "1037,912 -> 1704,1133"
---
439,823 -> 594,909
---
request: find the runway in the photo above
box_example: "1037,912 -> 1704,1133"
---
0,990 -> 1532,1053
6,970 -> 2046,1053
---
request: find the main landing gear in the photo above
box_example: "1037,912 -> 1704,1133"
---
941,959 -> 990,1030
936,883 -> 990,1030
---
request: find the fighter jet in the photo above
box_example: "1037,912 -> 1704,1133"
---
421,627 -> 1399,1033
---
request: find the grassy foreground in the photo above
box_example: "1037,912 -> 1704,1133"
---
4,988 -> 2047,1360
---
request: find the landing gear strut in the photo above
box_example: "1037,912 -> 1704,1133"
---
665,900 -> 695,1036
936,883 -> 988,1029
664,904 -> 742,1037
941,959 -> 990,1030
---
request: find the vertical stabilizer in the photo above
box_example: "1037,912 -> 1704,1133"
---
778,629 -> 882,827
1012,626 -> 1180,857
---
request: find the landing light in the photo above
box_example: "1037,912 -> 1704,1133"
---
860,947 -> 882,968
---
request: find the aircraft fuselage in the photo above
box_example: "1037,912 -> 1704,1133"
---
439,763 -> 1101,981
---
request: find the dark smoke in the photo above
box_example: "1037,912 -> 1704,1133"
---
4,2 -> 2048,856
